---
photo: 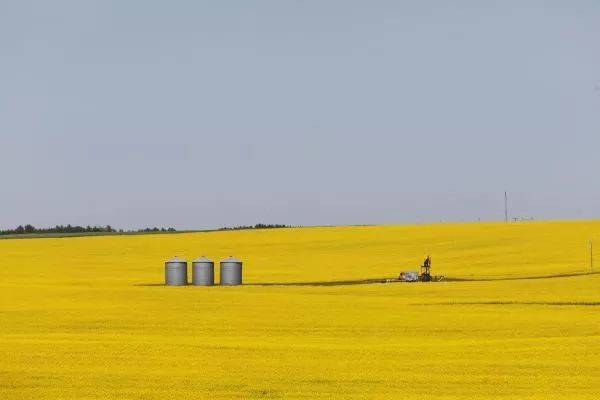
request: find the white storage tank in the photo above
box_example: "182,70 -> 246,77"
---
192,256 -> 214,286
220,256 -> 242,285
165,256 -> 188,286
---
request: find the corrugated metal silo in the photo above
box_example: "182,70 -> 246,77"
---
220,256 -> 242,285
165,256 -> 188,286
192,256 -> 214,286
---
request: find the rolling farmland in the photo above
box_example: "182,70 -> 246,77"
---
1,221 -> 600,399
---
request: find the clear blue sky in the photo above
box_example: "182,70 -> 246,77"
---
1,1 -> 599,229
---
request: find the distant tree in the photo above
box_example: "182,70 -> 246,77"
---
0,223 -> 177,236
218,223 -> 288,231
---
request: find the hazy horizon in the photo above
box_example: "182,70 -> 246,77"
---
2,1 -> 599,230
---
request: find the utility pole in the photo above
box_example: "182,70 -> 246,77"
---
504,191 -> 508,222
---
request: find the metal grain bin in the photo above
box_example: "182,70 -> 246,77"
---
192,256 -> 214,286
220,256 -> 242,285
165,256 -> 187,286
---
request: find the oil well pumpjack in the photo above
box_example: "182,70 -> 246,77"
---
393,255 -> 443,282
419,255 -> 432,282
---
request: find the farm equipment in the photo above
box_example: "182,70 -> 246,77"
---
399,271 -> 419,282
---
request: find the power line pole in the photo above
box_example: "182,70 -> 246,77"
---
504,191 -> 508,222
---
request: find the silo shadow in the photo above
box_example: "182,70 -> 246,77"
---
134,277 -> 389,287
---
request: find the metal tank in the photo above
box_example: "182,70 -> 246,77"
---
192,256 -> 214,286
220,256 -> 242,285
165,256 -> 188,286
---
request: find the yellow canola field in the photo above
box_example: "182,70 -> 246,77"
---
1,220 -> 600,399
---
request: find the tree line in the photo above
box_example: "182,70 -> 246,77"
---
218,223 -> 288,231
0,224 -> 176,235
0,223 -> 288,236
